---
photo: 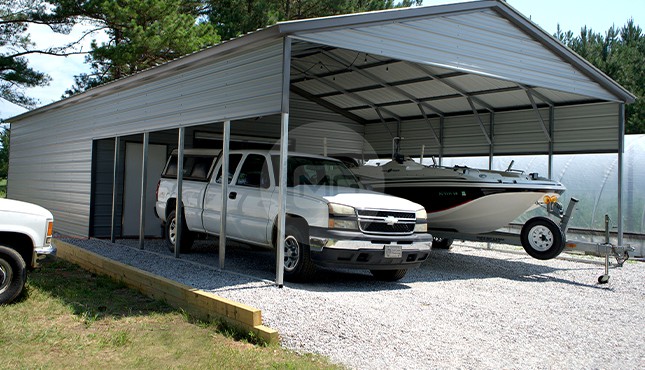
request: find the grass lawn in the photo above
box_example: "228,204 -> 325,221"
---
0,178 -> 5,198
0,259 -> 341,369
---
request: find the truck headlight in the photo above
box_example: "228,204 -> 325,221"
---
414,209 -> 428,232
328,203 -> 358,230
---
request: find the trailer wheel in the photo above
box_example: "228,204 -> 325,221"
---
520,217 -> 565,260
0,245 -> 27,305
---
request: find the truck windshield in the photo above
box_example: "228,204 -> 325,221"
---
271,155 -> 363,189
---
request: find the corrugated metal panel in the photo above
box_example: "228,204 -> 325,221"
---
8,41 -> 285,236
362,102 -> 620,159
492,109 -> 550,154
7,131 -> 92,236
552,102 -> 619,153
291,9 -> 618,102
224,94 -> 366,155
442,115 -> 492,156
90,138 -> 121,238
13,40 -> 285,143
399,119 -> 442,157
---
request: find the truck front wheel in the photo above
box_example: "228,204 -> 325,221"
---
165,210 -> 194,254
283,224 -> 316,282
0,245 -> 27,304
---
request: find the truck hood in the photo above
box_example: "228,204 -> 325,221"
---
0,198 -> 53,219
290,185 -> 424,212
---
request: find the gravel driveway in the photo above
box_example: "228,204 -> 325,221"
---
62,237 -> 645,369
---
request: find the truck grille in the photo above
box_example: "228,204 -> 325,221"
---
356,209 -> 416,235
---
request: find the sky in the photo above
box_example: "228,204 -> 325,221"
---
1,0 -> 643,120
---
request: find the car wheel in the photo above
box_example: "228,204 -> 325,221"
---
520,217 -> 565,260
370,269 -> 407,282
432,237 -> 454,250
283,224 -> 316,282
0,245 -> 27,305
165,210 -> 194,254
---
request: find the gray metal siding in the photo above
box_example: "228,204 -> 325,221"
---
363,102 -> 620,159
8,131 -> 92,236
8,40 -> 285,236
552,102 -> 619,153
291,9 -> 617,102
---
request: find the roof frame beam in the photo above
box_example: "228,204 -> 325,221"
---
291,63 -> 399,137
321,50 -> 442,145
522,86 -> 552,142
406,62 -> 496,112
290,85 -> 368,124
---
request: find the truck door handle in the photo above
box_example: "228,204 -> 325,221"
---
228,192 -> 237,200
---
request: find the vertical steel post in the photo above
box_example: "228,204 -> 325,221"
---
175,127 -> 185,258
548,106 -> 555,179
276,37 -> 292,287
219,120 -> 231,269
438,116 -> 444,166
488,112 -> 495,170
139,132 -> 149,249
110,136 -> 120,243
617,103 -> 625,247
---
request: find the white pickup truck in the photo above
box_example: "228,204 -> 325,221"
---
0,198 -> 56,304
155,149 -> 433,281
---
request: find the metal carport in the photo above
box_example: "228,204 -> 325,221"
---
6,0 -> 635,285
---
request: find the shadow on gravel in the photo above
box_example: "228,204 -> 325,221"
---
70,238 -> 608,294
407,248 -> 610,290
64,238 -> 408,293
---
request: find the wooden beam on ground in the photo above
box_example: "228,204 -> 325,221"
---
54,239 -> 279,344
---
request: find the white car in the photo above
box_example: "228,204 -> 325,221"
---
0,198 -> 56,304
155,149 -> 433,282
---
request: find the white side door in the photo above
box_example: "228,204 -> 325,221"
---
226,153 -> 275,245
123,142 -> 167,237
202,154 -> 243,235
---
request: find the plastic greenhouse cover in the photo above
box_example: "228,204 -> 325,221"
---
432,135 -> 645,235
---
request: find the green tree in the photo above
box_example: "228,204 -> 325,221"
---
207,0 -> 422,41
60,0 -> 219,95
556,20 -> 645,134
0,125 -> 9,179
1,0 -> 78,109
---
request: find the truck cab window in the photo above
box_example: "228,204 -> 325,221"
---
215,154 -> 243,184
236,154 -> 271,189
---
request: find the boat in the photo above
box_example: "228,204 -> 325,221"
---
348,148 -> 566,235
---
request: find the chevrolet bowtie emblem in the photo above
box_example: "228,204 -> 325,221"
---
385,216 -> 398,226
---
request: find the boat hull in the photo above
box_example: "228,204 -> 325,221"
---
371,182 -> 561,234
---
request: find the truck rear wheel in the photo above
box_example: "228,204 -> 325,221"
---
370,269 -> 407,282
283,224 -> 316,282
165,210 -> 194,254
0,245 -> 27,304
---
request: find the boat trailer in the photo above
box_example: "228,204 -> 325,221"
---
429,198 -> 635,284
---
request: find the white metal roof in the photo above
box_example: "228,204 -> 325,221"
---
10,0 -> 633,125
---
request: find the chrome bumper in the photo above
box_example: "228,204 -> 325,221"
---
33,243 -> 57,268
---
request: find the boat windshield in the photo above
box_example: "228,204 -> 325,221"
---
271,155 -> 363,189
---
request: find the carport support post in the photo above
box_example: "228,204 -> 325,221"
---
139,132 -> 149,250
548,106 -> 555,179
110,136 -> 120,243
219,120 -> 231,269
175,127 -> 185,258
276,37 -> 292,288
617,103 -> 625,247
